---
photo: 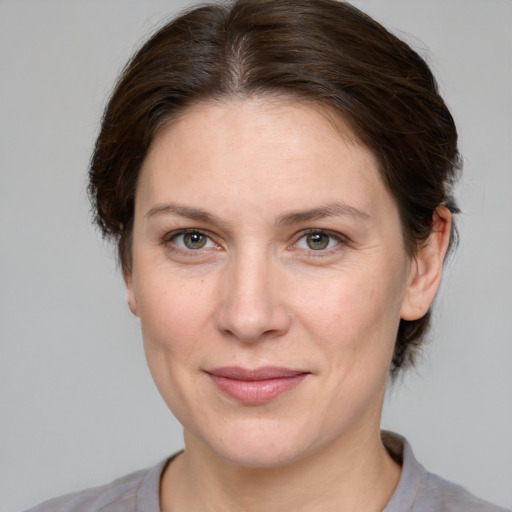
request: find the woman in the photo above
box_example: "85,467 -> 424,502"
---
25,0 -> 508,510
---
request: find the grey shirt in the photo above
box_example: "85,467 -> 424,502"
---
26,433 -> 509,512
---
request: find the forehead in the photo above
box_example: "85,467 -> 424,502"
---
136,98 -> 395,222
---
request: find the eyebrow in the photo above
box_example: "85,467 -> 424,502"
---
144,201 -> 370,227
145,203 -> 227,227
275,201 -> 371,226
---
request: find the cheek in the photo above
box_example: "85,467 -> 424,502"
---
134,270 -> 219,423
135,270 -> 215,364
294,263 -> 405,362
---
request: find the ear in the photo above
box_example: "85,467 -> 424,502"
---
400,206 -> 452,321
123,271 -> 139,317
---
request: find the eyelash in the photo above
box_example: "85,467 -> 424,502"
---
161,228 -> 349,258
291,229 -> 349,257
162,229 -> 220,256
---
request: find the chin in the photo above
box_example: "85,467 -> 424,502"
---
192,416 -> 320,469
218,441 -> 309,469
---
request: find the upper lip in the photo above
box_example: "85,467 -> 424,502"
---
206,366 -> 308,381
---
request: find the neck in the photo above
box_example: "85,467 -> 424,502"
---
161,425 -> 401,512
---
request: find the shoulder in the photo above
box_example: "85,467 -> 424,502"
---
382,432 -> 510,512
24,459 -> 169,512
416,470 -> 510,512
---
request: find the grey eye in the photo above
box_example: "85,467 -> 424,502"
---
171,231 -> 215,250
306,233 -> 330,250
295,232 -> 340,251
183,232 -> 208,249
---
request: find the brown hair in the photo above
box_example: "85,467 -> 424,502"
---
89,0 -> 460,376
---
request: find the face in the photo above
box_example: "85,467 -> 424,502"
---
127,99 -> 421,467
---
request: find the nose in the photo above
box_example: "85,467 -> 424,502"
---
215,254 -> 291,343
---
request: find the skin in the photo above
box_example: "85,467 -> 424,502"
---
125,98 -> 451,511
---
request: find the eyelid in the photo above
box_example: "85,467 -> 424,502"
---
162,228 -> 221,253
290,229 -> 350,253
160,227 -> 349,256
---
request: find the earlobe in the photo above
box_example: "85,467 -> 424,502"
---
124,272 -> 139,317
400,206 -> 452,321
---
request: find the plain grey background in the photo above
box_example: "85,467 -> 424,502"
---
0,1 -> 511,511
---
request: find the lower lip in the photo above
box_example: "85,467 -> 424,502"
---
208,374 -> 307,404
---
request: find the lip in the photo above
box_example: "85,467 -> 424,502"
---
206,366 -> 309,404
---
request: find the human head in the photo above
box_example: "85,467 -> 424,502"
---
89,0 -> 460,376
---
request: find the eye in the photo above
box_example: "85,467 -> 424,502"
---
294,231 -> 343,251
167,230 -> 217,251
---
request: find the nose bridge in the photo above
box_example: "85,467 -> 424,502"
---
216,245 -> 289,342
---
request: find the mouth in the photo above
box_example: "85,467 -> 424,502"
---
205,366 -> 309,404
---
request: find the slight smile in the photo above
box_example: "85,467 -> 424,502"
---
206,367 -> 310,404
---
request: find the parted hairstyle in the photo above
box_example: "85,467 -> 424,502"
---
89,0 -> 461,376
